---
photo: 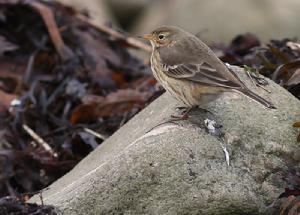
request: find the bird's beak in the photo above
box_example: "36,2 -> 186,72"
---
140,34 -> 153,41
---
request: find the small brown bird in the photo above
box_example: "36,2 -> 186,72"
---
142,26 -> 275,118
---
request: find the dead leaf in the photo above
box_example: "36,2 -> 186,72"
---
0,0 -> 157,200
0,90 -> 17,109
73,29 -> 120,86
286,69 -> 300,86
70,89 -> 151,124
230,33 -> 260,55
272,60 -> 300,86
287,41 -> 300,51
279,195 -> 300,215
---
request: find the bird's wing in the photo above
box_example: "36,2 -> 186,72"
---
162,62 -> 242,89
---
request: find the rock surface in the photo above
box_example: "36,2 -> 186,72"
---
57,0 -> 300,43
30,66 -> 300,215
133,0 -> 300,43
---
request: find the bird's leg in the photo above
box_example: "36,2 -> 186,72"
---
175,106 -> 188,111
172,106 -> 197,119
146,106 -> 212,133
172,106 -> 214,121
146,107 -> 192,133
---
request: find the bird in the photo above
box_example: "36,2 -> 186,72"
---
142,26 -> 276,119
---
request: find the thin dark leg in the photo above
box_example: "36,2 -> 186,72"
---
175,106 -> 188,111
176,106 -> 212,115
171,108 -> 190,119
146,106 -> 214,133
146,106 -> 193,133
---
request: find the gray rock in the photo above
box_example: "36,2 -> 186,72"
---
30,66 -> 300,215
133,0 -> 300,43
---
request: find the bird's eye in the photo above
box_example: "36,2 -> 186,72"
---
158,34 -> 165,40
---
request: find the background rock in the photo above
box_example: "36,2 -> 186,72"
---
30,66 -> 300,215
132,0 -> 300,43
58,0 -> 300,43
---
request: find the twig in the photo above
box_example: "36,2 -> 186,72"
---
22,124 -> 58,157
76,14 -> 152,53
84,128 -> 107,140
27,1 -> 74,61
246,70 -> 257,88
256,84 -> 271,93
243,65 -> 272,93
119,112 -> 129,128
23,51 -> 37,85
39,190 -> 44,206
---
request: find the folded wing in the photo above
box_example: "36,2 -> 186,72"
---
162,62 -> 242,89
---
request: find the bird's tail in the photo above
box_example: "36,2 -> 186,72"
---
240,89 -> 276,109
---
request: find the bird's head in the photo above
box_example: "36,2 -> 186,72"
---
141,26 -> 185,48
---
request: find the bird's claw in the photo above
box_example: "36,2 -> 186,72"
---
171,114 -> 189,120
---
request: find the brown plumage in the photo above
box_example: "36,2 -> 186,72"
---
143,26 -> 275,115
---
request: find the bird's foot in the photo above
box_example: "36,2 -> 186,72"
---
171,113 -> 189,120
175,106 -> 213,116
146,118 -> 185,133
174,106 -> 198,118
175,106 -> 188,111
146,107 -> 193,133
147,106 -> 212,133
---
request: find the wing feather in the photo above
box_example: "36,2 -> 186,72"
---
163,62 -> 241,89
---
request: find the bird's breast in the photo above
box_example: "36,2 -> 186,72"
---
150,52 -> 195,106
150,51 -> 165,84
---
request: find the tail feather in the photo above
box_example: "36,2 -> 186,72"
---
240,89 -> 276,109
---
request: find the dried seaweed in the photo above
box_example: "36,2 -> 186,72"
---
214,34 -> 300,99
0,0 -> 160,202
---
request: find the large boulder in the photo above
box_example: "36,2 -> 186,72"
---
30,66 -> 300,214
133,0 -> 300,43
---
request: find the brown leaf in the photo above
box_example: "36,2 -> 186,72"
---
73,29 -> 121,81
70,89 -> 151,124
279,195 -> 300,215
0,90 -> 17,109
0,60 -> 25,93
286,69 -> 300,86
70,103 -> 96,124
272,60 -> 300,86
111,71 -> 127,87
0,93 -> 16,110
268,45 -> 291,64
230,33 -> 260,55
287,42 -> 300,51
0,0 -> 153,200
